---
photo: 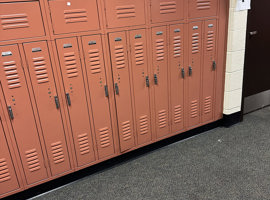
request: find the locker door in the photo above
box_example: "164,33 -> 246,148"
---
23,41 -> 71,176
0,120 -> 20,197
188,0 -> 218,19
108,32 -> 135,152
188,21 -> 202,128
150,0 -> 184,24
129,29 -> 152,145
202,20 -> 217,123
81,35 -> 115,159
151,26 -> 170,138
169,24 -> 184,134
0,45 -> 48,185
56,38 -> 95,167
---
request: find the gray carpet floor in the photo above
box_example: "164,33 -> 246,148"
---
32,107 -> 270,200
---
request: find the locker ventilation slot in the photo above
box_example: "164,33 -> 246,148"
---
51,141 -> 65,164
114,45 -> 125,69
190,100 -> 199,118
99,127 -> 111,148
158,110 -> 167,128
3,61 -> 21,89
139,115 -> 148,135
116,5 -> 136,19
160,1 -> 177,14
88,49 -> 101,74
207,31 -> 214,51
25,149 -> 41,172
64,9 -> 87,24
122,121 -> 132,141
173,36 -> 181,58
192,33 -> 200,54
134,42 -> 144,65
64,52 -> 79,78
174,105 -> 182,123
0,13 -> 29,30
33,57 -> 49,84
204,96 -> 212,114
0,158 -> 11,183
78,133 -> 90,155
197,0 -> 211,10
156,39 -> 165,61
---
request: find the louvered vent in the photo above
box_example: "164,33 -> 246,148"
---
51,141 -> 65,164
173,36 -> 181,57
192,33 -> 199,54
139,115 -> 148,135
122,121 -> 132,141
88,49 -> 101,74
134,42 -> 144,65
0,13 -> 29,30
156,39 -> 165,61
116,5 -> 136,19
64,9 -> 87,24
114,45 -> 125,69
0,158 -> 11,183
204,96 -> 212,114
174,105 -> 182,123
78,133 -> 90,155
3,61 -> 21,89
197,0 -> 211,10
25,149 -> 41,172
190,100 -> 198,118
99,127 -> 111,148
160,1 -> 177,14
33,57 -> 49,84
158,110 -> 167,128
64,52 -> 78,78
207,30 -> 214,51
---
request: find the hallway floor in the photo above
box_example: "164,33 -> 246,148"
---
32,107 -> 270,200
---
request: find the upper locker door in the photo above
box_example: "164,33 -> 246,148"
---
188,0 -> 218,19
0,45 -> 48,185
56,38 -> 95,167
129,29 -> 152,145
108,32 -> 135,152
23,41 -> 71,176
150,0 -> 184,24
169,24 -> 184,134
202,20 -> 217,123
151,26 -> 170,139
81,35 -> 115,159
188,21 -> 202,128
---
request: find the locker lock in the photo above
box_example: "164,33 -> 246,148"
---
66,93 -> 71,106
7,106 -> 14,120
181,68 -> 185,79
54,96 -> 60,109
114,83 -> 119,95
146,76 -> 150,87
104,85 -> 109,97
212,61 -> 217,71
154,74 -> 158,85
188,66 -> 192,76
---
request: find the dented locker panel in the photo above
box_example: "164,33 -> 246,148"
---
48,0 -> 100,34
188,21 -> 202,128
23,41 -> 71,176
0,1 -> 45,41
0,120 -> 20,197
129,29 -> 152,145
151,26 -> 170,138
81,35 -> 115,159
169,24 -> 184,134
150,0 -> 184,24
188,0 -> 218,19
202,20 -> 217,123
0,45 -> 48,185
108,32 -> 135,152
56,38 -> 95,167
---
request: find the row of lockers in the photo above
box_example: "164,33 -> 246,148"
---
0,0 -> 219,41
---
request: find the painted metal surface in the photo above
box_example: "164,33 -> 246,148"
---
188,0 -> 218,19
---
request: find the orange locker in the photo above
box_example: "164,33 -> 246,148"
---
48,0 -> 100,34
81,35 -> 115,159
56,38 -> 96,167
187,21 -> 202,128
128,29 -> 152,145
108,32 -> 135,152
201,20 -> 217,123
104,0 -> 146,28
188,0 -> 218,19
0,119 -> 20,197
151,26 -> 170,138
150,0 -> 184,24
0,45 -> 48,185
169,24 -> 184,134
23,41 -> 71,176
0,1 -> 45,41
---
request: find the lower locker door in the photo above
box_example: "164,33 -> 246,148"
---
108,32 -> 135,152
169,24 -> 184,134
129,29 -> 152,145
81,35 -> 115,159
202,20 -> 217,123
188,21 -> 202,128
0,45 -> 48,184
56,38 -> 96,167
151,26 -> 170,138
0,120 -> 20,197
23,41 -> 71,176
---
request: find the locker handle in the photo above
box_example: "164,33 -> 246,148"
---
154,74 -> 158,85
181,68 -> 185,79
104,85 -> 109,97
115,83 -> 119,95
212,61 -> 217,71
146,76 -> 150,87
8,106 -> 14,120
66,93 -> 71,106
54,96 -> 60,109
188,66 -> 192,76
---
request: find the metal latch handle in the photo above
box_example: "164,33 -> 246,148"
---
146,76 -> 150,87
104,85 -> 109,97
115,83 -> 119,95
154,74 -> 158,85
66,93 -> 71,106
188,66 -> 192,76
181,68 -> 185,79
54,96 -> 60,109
8,106 -> 14,120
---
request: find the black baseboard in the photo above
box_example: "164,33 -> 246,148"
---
222,111 -> 242,128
